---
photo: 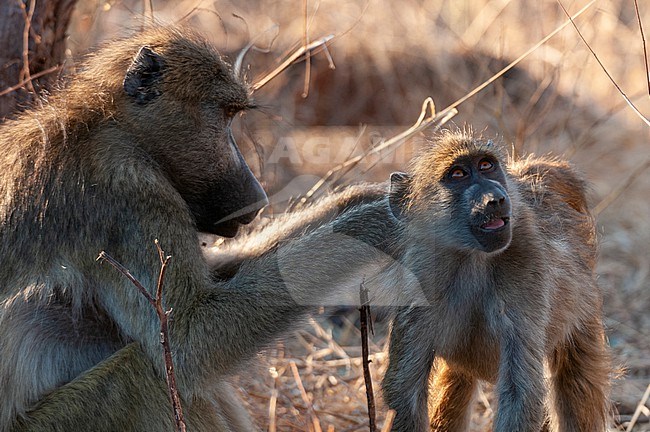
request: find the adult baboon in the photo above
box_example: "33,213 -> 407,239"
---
382,132 -> 610,431
0,27 -> 397,431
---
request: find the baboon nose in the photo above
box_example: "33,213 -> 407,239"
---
236,206 -> 263,225
488,196 -> 506,207
235,193 -> 268,225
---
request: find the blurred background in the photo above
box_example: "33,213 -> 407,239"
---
4,0 -> 650,430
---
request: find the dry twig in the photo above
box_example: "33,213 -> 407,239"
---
18,0 -> 40,102
289,361 -> 323,432
252,35 -> 334,92
625,383 -> 650,432
632,0 -> 650,98
302,0 -> 312,98
0,65 -> 62,98
97,241 -> 186,432
557,0 -> 650,127
380,410 -> 396,432
359,280 -> 376,432
143,0 -> 154,27
297,98 -> 456,206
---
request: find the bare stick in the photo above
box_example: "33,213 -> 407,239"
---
593,158 -> 650,216
268,372 -> 278,432
557,0 -> 650,127
97,242 -> 186,432
233,24 -> 280,79
18,0 -> 40,102
252,35 -> 334,92
289,361 -> 322,432
302,0 -> 312,98
380,410 -> 396,432
632,0 -> 650,98
359,279 -> 376,432
143,0 -> 154,27
440,0 -> 596,119
625,383 -> 650,432
0,65 -> 62,98
298,98 -> 456,206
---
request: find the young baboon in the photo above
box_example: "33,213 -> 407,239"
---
382,131 -> 611,431
0,27 -> 397,431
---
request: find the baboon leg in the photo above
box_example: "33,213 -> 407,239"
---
547,317 -> 610,432
492,314 -> 546,432
428,359 -> 476,432
13,343 -> 241,432
382,307 -> 436,432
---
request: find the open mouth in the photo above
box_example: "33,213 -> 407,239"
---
480,217 -> 510,231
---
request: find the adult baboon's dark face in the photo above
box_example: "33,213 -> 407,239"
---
122,44 -> 268,237
389,149 -> 512,254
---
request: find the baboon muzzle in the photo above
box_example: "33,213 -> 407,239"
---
469,181 -> 512,252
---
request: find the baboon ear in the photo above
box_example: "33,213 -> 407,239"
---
388,172 -> 411,219
123,46 -> 164,104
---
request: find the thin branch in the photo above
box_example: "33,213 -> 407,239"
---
625,383 -> 650,432
18,0 -> 39,100
143,0 -> 154,27
96,251 -> 155,305
289,361 -> 322,432
268,371 -> 279,432
155,239 -> 171,303
359,280 -> 376,432
593,157 -> 650,216
557,0 -> 650,127
302,0 -> 312,98
380,410 -> 396,432
633,0 -> 650,97
297,98 -> 456,206
97,243 -> 186,432
0,65 -> 62,98
252,35 -> 334,92
233,24 -> 280,79
439,0 -> 597,119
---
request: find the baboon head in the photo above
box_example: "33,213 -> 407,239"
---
389,132 -> 513,253
110,28 -> 268,237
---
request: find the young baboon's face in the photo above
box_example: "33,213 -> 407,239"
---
390,140 -> 513,253
121,37 -> 268,237
438,153 -> 512,253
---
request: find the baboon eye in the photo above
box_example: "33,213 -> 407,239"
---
479,159 -> 494,171
225,107 -> 239,118
450,168 -> 467,179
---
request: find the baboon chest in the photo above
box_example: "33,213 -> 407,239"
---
432,269 -> 502,377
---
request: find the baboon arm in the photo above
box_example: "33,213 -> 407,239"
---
492,311 -> 546,432
209,183 -> 388,278
181,201 -> 394,377
102,200 -> 397,397
382,307 -> 436,432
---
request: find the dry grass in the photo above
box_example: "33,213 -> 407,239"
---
67,0 -> 650,430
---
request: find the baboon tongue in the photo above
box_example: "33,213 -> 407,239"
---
482,218 -> 505,230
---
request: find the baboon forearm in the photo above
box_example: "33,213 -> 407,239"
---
209,184 -> 388,278
383,308 -> 436,432
170,202 -> 396,385
493,326 -> 546,431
